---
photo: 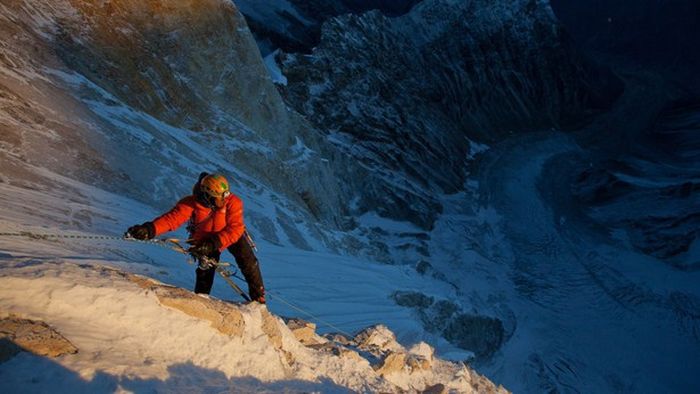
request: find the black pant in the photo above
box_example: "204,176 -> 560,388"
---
194,250 -> 220,294
194,234 -> 264,299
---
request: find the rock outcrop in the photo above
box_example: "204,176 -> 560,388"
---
392,290 -> 508,359
0,316 -> 78,362
0,262 -> 509,393
131,278 -> 247,337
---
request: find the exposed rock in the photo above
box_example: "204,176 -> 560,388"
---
336,347 -> 365,363
279,0 -> 623,228
392,290 -> 434,309
407,354 -> 432,372
322,332 -> 354,346
443,314 -> 505,359
409,342 -> 435,363
354,325 -> 404,357
284,318 -> 324,345
422,383 -> 447,394
0,316 -> 78,361
259,306 -> 283,349
236,0 -> 420,53
281,349 -> 296,367
129,275 -> 245,338
415,260 -> 433,275
391,294 -> 508,360
307,340 -> 368,365
374,351 -> 407,376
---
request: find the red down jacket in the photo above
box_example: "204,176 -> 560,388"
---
152,193 -> 245,251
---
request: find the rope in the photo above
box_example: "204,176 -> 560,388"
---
266,290 -> 356,338
0,229 -> 357,339
0,231 -> 182,247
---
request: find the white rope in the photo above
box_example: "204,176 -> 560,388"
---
0,231 -> 179,246
265,290 -> 355,338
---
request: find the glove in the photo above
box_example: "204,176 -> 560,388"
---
125,222 -> 154,240
188,236 -> 220,258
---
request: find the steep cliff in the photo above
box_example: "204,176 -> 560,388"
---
0,0 -> 356,231
235,0 -> 420,53
277,0 -> 622,227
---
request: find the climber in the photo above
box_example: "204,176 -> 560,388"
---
125,172 -> 265,303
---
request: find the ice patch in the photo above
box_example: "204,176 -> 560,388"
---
263,50 -> 287,86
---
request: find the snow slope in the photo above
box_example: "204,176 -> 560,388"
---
0,259 -> 499,393
0,171 -> 506,392
471,131 -> 700,393
0,0 -> 507,392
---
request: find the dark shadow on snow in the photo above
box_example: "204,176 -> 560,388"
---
0,339 -> 353,393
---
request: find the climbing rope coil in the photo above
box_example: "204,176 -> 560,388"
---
0,230 -> 355,338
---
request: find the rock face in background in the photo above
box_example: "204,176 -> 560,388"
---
392,290 -> 507,360
545,0 -> 700,269
572,101 -> 700,269
0,0 -> 625,236
277,0 -> 623,227
0,0 -> 355,228
234,0 -> 420,54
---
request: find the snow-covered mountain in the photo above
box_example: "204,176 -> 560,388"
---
1,0 -> 699,393
0,0 -> 506,392
0,0 -> 350,227
250,0 -> 700,392
271,0 -> 622,229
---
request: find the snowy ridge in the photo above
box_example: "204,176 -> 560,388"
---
0,249 -> 506,393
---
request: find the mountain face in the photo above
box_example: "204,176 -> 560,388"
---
234,0 -> 420,54
249,4 -> 700,392
509,0 -> 700,269
572,100 -> 700,268
0,1 -> 509,390
276,0 -> 623,228
0,0 -> 359,233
